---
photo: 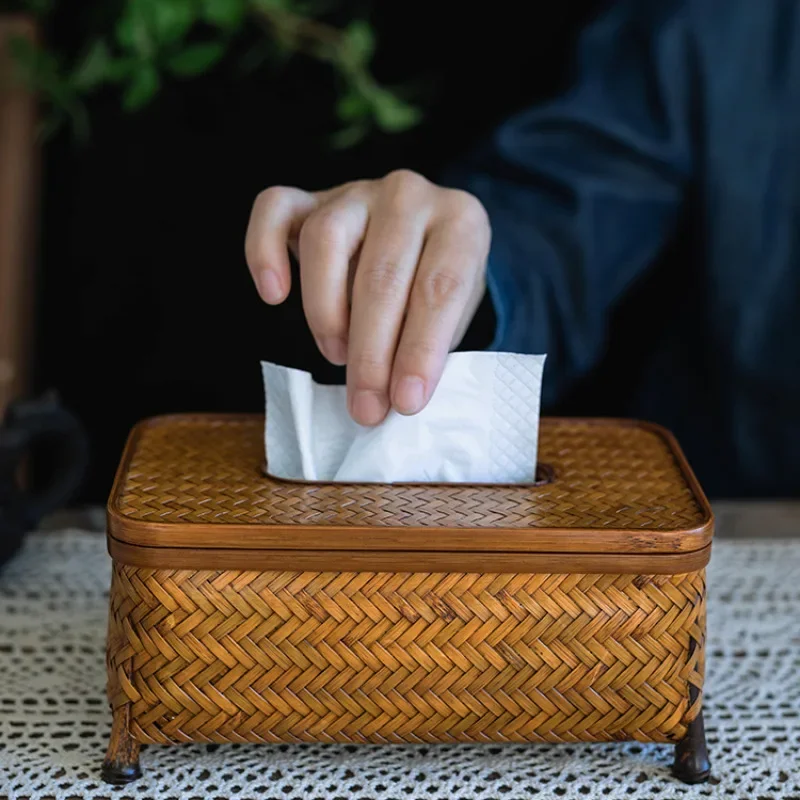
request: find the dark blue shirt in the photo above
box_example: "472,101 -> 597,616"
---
449,0 -> 800,498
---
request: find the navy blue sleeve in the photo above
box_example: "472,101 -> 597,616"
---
446,0 -> 697,405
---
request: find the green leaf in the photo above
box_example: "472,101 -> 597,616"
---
237,38 -> 292,75
7,34 -> 53,74
167,42 -> 225,76
115,7 -> 152,57
123,63 -> 160,110
292,0 -> 336,14
150,0 -> 195,45
336,88 -> 372,122
342,20 -> 374,66
331,121 -> 369,149
7,35 -> 65,99
105,57 -> 139,82
370,89 -> 421,132
36,104 -> 90,145
70,40 -> 112,90
200,0 -> 246,30
6,35 -> 39,85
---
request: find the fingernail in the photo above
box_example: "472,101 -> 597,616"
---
320,337 -> 348,365
350,390 -> 389,426
257,271 -> 283,304
393,376 -> 426,415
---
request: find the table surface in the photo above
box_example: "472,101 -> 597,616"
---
17,501 -> 800,800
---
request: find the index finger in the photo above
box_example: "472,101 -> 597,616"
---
245,186 -> 318,304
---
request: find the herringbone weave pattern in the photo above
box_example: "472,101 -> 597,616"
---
107,565 -> 705,745
112,416 -> 706,529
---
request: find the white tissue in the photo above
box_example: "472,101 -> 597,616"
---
262,352 -> 546,484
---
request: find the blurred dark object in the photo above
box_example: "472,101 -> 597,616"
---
0,15 -> 38,416
0,391 -> 89,569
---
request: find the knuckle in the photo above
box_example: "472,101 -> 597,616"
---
383,169 -> 428,194
398,337 -> 439,367
351,353 -> 389,389
255,185 -> 290,210
416,270 -> 468,310
445,189 -> 490,230
301,205 -> 349,247
340,178 -> 372,197
361,260 -> 407,302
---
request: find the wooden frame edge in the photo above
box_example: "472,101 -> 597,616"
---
107,534 -> 713,575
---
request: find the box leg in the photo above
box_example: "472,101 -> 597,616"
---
672,710 -> 710,784
101,707 -> 141,786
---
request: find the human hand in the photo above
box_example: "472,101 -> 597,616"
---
245,170 -> 490,426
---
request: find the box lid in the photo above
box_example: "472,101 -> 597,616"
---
107,414 -> 713,574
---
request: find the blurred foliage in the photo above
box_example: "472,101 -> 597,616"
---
1,0 -> 422,146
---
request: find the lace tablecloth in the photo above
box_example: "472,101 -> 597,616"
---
1,530 -> 799,800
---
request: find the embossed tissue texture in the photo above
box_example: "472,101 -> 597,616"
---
262,352 -> 546,484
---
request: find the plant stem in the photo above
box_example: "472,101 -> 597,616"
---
252,4 -> 344,62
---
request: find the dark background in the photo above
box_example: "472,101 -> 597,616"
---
32,0 -> 680,503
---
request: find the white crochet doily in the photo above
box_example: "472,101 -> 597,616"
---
1,531 -> 799,800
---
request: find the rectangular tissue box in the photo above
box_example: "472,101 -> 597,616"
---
102,414 -> 713,786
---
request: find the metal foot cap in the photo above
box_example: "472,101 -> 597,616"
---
101,760 -> 142,786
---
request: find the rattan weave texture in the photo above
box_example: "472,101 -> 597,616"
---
112,416 -> 706,531
107,565 -> 705,745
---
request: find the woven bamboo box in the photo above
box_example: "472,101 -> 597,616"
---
102,414 -> 714,785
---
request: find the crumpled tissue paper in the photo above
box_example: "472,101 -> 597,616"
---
262,352 -> 546,484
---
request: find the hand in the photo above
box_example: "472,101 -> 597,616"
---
245,170 -> 491,426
